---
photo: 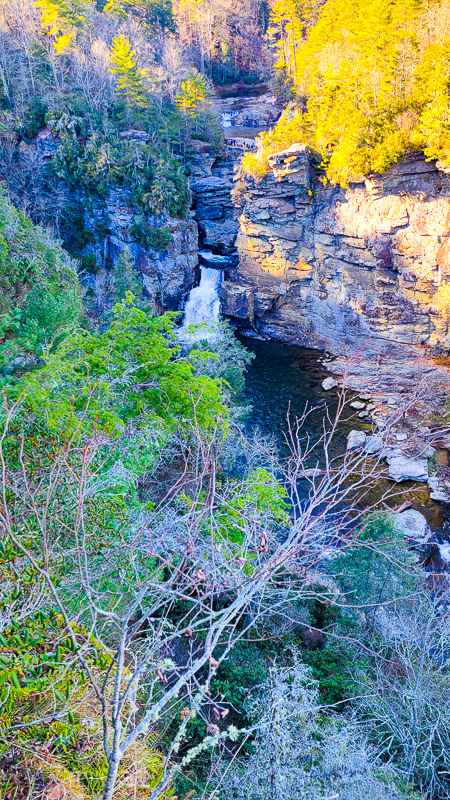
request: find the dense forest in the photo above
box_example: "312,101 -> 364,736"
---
0,1 -> 450,799
246,0 -> 450,183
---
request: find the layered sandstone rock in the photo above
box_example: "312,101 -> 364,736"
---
221,145 -> 450,355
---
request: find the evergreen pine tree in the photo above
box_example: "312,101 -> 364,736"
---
113,246 -> 144,305
108,34 -> 148,107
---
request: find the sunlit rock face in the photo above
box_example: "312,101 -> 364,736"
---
221,145 -> 450,355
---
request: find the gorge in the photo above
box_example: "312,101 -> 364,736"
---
2,1 -> 450,798
182,90 -> 450,575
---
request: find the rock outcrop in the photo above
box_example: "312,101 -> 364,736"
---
83,188 -> 198,313
191,164 -> 239,255
190,94 -> 282,260
221,145 -> 450,355
26,128 -> 201,314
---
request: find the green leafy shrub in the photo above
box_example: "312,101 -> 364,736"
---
301,644 -> 360,706
81,252 -> 98,272
131,222 -> 172,251
330,513 -> 420,610
0,192 -> 82,385
185,320 -> 254,399
17,296 -> 228,470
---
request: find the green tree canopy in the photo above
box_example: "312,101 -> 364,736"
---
248,0 -> 450,185
18,295 -> 227,474
108,33 -> 149,107
0,192 -> 82,386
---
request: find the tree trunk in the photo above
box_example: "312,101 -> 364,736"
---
102,748 -> 121,800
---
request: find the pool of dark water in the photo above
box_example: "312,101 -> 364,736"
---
239,336 -> 360,458
239,336 -> 445,528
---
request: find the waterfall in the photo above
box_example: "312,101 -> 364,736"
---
180,266 -> 222,340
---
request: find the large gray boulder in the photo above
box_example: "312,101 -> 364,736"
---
387,451 -> 428,482
322,377 -> 337,391
346,429 -> 367,451
392,509 -> 429,542
427,475 -> 450,503
364,435 -> 384,455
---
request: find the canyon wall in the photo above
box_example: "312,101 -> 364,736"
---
34,128 -> 200,315
81,186 -> 198,314
191,154 -> 239,255
221,145 -> 450,356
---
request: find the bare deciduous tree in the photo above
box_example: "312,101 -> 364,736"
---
0,389 -> 419,799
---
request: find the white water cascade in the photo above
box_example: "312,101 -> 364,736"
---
180,266 -> 222,340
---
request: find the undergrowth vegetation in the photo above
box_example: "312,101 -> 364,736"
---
0,192 -> 82,386
2,291 -> 447,798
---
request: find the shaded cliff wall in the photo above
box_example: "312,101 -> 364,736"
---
34,128 -> 200,315
221,145 -> 450,355
82,187 -> 198,314
191,155 -> 239,255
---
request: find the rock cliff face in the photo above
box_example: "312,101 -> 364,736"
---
33,128 -> 200,314
82,187 -> 198,314
191,161 -> 239,255
221,145 -> 450,356
190,94 -> 282,261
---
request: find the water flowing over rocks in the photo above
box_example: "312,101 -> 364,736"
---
179,266 -> 222,342
216,93 -> 281,150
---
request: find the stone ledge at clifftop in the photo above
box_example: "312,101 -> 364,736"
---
221,144 -> 450,355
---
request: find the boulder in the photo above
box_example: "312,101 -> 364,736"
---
300,467 -> 323,479
365,435 -> 384,455
322,377 -> 338,391
350,400 -> 366,410
437,542 -> 450,562
393,509 -> 429,542
427,475 -> 450,503
346,430 -> 367,451
387,452 -> 428,482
